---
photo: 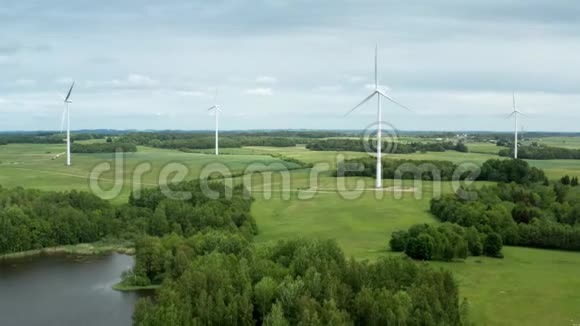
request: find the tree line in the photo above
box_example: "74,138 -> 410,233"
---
499,144 -> 580,160
336,157 -> 461,181
390,222 -> 503,261
561,175 -> 579,186
306,138 -> 468,153
0,133 -> 113,145
71,142 -> 138,153
430,182 -> 580,252
117,132 -> 303,150
334,157 -> 545,184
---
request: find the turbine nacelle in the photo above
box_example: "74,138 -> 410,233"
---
208,105 -> 222,113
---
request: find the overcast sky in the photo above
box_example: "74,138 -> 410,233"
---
1,0 -> 579,132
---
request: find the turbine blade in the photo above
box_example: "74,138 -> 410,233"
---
64,81 -> 75,102
344,91 -> 376,117
377,90 -> 413,112
505,112 -> 515,119
207,105 -> 217,111
512,91 -> 516,112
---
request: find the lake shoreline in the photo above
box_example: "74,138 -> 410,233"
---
0,240 -> 135,261
112,283 -> 161,292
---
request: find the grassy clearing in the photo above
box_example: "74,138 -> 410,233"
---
250,175 -> 580,325
431,246 -> 580,326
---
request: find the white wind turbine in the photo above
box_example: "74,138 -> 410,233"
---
508,91 -> 524,159
207,90 -> 222,156
345,45 -> 412,189
59,81 -> 75,166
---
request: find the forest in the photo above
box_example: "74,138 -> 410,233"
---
117,132 -> 303,150
306,138 -> 468,153
334,157 -> 545,184
132,238 -> 468,325
499,144 -> 580,160
336,157 -> 461,181
390,222 -> 503,261
0,186 -> 120,254
0,133 -> 111,145
431,182 -> 580,251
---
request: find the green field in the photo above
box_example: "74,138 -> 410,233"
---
2,142 -> 580,325
468,142 -> 502,155
525,136 -> 580,149
0,143 -> 300,203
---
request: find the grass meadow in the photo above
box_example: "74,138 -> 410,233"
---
2,141 -> 580,325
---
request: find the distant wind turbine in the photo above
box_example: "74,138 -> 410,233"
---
207,90 -> 222,156
60,81 -> 75,166
345,45 -> 412,189
508,92 -> 524,159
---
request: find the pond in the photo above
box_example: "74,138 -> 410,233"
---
0,254 -> 143,326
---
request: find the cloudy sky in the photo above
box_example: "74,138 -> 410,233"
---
1,0 -> 579,132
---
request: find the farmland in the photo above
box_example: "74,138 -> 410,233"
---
2,137 -> 580,325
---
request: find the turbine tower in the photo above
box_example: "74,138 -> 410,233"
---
509,92 -> 524,159
60,81 -> 75,166
207,91 -> 222,156
345,45 -> 411,188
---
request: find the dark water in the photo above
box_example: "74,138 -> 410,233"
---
0,254 -> 141,326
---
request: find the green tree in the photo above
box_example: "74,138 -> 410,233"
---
405,233 -> 434,260
465,227 -> 483,256
264,303 -> 290,326
389,230 -> 408,252
254,277 -> 278,319
483,233 -> 503,258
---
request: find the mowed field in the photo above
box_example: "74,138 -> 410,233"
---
0,143 -> 300,203
2,142 -> 580,325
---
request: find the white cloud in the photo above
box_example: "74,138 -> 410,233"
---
176,90 -> 206,97
315,85 -> 342,92
122,73 -> 159,87
348,76 -> 365,83
256,76 -> 277,84
243,88 -> 273,96
55,77 -> 74,85
13,79 -> 36,87
86,73 -> 159,89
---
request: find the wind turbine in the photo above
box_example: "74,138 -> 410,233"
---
60,81 -> 75,166
508,91 -> 524,159
345,45 -> 411,189
207,90 -> 221,156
